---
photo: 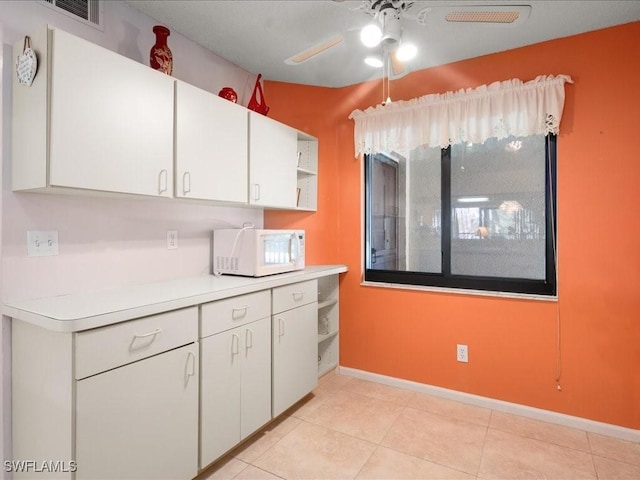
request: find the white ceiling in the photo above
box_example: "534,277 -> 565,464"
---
126,0 -> 640,88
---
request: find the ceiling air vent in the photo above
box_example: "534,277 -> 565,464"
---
445,11 -> 521,24
417,5 -> 531,27
40,0 -> 103,29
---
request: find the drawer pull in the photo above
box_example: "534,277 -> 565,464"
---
292,292 -> 304,301
129,328 -> 162,351
232,305 -> 249,319
133,328 -> 163,339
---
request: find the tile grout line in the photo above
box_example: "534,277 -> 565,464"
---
475,409 -> 494,479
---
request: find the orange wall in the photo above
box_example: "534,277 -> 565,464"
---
265,21 -> 640,430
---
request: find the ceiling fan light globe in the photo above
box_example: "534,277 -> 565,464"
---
360,23 -> 382,47
364,56 -> 384,67
396,43 -> 417,61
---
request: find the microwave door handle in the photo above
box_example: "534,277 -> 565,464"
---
289,233 -> 298,263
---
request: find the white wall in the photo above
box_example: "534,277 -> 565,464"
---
0,21 -> 8,477
1,0 -> 264,298
0,0 -> 265,469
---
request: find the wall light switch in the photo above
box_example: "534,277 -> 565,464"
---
27,230 -> 59,257
167,230 -> 178,250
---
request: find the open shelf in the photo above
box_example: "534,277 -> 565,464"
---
296,136 -> 318,211
318,330 -> 338,344
317,275 -> 339,376
318,298 -> 338,310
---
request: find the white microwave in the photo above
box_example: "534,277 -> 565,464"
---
213,229 -> 305,277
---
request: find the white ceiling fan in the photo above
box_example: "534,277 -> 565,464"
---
285,1 -> 532,77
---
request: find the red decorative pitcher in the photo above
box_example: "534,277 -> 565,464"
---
248,74 -> 269,116
150,25 -> 173,75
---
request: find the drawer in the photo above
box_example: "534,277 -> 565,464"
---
201,290 -> 271,338
272,280 -> 318,314
75,307 -> 198,379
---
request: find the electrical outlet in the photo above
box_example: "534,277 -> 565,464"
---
27,230 -> 59,256
167,230 -> 178,249
457,344 -> 468,363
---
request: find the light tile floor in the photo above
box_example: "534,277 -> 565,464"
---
199,371 -> 640,480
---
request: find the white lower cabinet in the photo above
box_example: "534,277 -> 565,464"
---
200,292 -> 272,469
10,270 -> 345,479
271,281 -> 318,417
11,307 -> 199,480
76,344 -> 199,480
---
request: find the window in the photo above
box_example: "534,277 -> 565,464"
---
364,134 -> 557,296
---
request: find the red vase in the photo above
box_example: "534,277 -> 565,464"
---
218,87 -> 238,103
248,74 -> 269,116
150,25 -> 173,75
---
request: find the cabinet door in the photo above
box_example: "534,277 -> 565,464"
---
76,343 -> 198,480
175,81 -> 248,202
249,112 -> 298,208
272,302 -> 318,417
49,29 -> 174,197
200,330 -> 241,468
240,317 -> 272,438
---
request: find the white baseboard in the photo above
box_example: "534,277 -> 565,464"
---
338,366 -> 640,443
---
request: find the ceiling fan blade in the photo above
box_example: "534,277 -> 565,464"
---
390,52 -> 405,76
284,34 -> 344,65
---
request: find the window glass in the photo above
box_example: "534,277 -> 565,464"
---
407,146 -> 442,274
450,137 -> 546,279
364,135 -> 556,296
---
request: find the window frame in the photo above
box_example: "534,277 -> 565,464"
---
363,135 -> 557,296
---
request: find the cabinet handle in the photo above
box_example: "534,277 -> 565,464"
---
292,292 -> 304,301
184,351 -> 196,387
232,305 -> 249,319
254,184 -> 261,201
278,318 -> 284,337
231,333 -> 239,355
158,169 -> 168,194
182,171 -> 191,195
245,328 -> 253,349
187,351 -> 196,377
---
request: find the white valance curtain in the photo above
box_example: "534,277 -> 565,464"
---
349,74 -> 573,157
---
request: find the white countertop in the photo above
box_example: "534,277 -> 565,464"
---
3,265 -> 348,333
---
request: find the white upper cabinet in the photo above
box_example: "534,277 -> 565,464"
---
12,26 -> 318,210
248,112 -> 298,208
175,81 -> 248,203
12,27 -> 174,197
